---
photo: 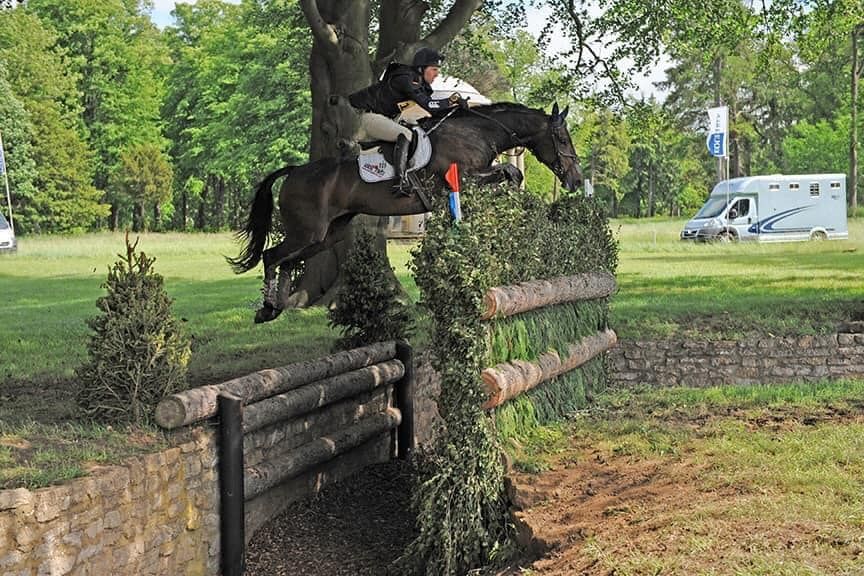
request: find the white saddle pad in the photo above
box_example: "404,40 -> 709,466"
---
358,127 -> 432,183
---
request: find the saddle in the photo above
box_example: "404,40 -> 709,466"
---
357,126 -> 432,184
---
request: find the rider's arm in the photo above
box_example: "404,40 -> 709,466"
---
391,74 -> 454,115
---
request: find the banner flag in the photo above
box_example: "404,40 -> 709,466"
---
706,106 -> 728,158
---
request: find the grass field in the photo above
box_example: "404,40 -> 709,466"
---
611,217 -> 864,339
1,219 -> 863,488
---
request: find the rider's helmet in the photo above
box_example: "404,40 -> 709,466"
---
412,48 -> 444,70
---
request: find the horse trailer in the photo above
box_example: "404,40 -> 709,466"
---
680,174 -> 849,242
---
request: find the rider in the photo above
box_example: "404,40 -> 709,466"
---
349,47 -> 469,188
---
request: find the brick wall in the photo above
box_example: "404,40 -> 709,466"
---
609,333 -> 864,388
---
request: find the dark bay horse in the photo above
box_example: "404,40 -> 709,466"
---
230,102 -> 583,323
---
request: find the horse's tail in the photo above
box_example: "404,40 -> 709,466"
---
228,165 -> 295,274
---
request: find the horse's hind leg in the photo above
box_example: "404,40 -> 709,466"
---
255,238 -> 310,323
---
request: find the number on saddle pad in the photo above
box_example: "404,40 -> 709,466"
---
358,127 -> 432,184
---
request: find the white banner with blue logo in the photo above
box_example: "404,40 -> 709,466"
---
706,106 -> 728,158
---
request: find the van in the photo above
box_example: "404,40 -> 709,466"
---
680,174 -> 848,242
0,212 -> 16,252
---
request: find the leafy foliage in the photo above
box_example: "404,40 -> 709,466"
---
76,236 -> 191,425
328,228 -> 414,349
403,181 -> 617,574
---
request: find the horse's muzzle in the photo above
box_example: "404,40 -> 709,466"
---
563,174 -> 583,193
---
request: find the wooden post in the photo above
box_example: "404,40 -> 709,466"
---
218,394 -> 245,576
394,341 -> 415,459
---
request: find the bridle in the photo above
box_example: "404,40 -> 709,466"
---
548,120 -> 580,183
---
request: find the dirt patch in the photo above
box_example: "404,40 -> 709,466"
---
245,460 -> 417,576
503,408 -> 864,575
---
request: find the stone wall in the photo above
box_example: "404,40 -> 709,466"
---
1,377 -> 426,575
0,428 -> 219,576
609,333 -> 864,388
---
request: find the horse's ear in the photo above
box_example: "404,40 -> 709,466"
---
561,106 -> 570,120
551,102 -> 560,117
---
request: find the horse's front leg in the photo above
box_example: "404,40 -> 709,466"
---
474,163 -> 523,187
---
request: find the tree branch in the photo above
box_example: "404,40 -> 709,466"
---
300,0 -> 339,50
419,0 -> 483,50
565,0 -> 626,105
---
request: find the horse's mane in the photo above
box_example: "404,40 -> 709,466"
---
445,101 -> 544,119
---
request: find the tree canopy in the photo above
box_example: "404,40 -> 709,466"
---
0,0 -> 859,232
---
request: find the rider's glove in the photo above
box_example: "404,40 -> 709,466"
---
457,97 -> 470,110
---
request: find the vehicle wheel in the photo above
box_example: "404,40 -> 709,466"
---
716,231 -> 736,243
810,230 -> 828,241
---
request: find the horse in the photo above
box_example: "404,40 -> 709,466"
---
230,101 -> 583,323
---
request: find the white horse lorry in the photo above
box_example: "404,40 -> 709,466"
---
681,174 -> 849,242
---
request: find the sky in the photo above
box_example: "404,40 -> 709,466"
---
148,0 -> 667,98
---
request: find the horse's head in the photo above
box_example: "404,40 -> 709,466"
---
530,103 -> 583,192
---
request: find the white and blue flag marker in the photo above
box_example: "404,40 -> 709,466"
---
706,106 -> 728,158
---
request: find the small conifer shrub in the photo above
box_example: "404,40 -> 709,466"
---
77,235 -> 191,424
328,228 -> 415,349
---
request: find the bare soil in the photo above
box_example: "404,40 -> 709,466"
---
502,407 -> 864,575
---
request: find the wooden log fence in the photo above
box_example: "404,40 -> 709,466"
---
154,341 -> 398,429
482,329 -> 618,409
480,272 -> 617,320
480,272 -> 618,409
155,341 -> 414,576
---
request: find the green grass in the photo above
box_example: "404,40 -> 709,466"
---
611,217 -> 864,339
0,421 -> 169,489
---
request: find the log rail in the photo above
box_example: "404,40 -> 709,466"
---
480,272 -> 618,409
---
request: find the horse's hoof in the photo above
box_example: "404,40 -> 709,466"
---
254,303 -> 283,324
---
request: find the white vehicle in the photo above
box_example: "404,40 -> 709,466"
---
0,212 -> 14,253
681,174 -> 848,242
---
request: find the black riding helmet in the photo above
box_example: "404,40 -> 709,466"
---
412,47 -> 444,70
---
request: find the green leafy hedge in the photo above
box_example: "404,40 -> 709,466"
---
403,182 -> 617,574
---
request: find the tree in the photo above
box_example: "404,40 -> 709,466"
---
574,107 -> 630,216
0,67 -> 37,229
783,116 -> 850,175
26,0 -> 170,228
111,143 -> 173,232
162,0 -> 311,232
0,8 -> 106,233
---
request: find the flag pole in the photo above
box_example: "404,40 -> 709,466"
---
0,130 -> 14,236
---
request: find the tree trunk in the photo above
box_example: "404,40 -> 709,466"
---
132,202 -> 144,232
109,202 -> 119,231
154,341 -> 398,429
287,0 -> 483,308
214,176 -> 226,229
196,179 -> 208,230
180,189 -> 188,231
647,159 -> 655,217
153,202 -> 161,231
851,25 -> 861,212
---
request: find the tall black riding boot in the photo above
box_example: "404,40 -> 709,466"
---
393,134 -> 411,195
